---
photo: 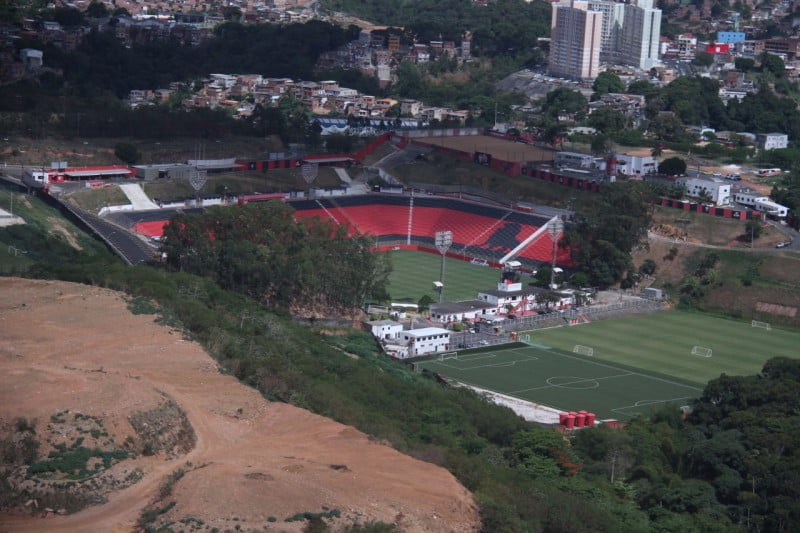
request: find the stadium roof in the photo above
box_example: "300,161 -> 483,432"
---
429,300 -> 495,314
63,168 -> 132,177
301,156 -> 353,164
404,327 -> 450,337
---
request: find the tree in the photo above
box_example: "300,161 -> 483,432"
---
395,61 -> 424,98
745,219 -> 762,242
587,108 -> 628,134
417,294 -> 433,313
222,6 -> 242,21
639,259 -> 657,276
85,1 -> 109,18
658,157 -> 687,176
735,57 -> 756,72
692,51 -> 714,68
760,53 -> 785,78
592,71 -> 624,96
114,142 -> 141,165
563,182 -> 653,287
542,88 -> 587,120
648,113 -> 684,142
590,134 -> 612,156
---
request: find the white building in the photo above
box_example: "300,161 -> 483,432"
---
614,152 -> 657,176
429,300 -> 498,324
678,177 -> 731,205
733,191 -> 789,217
618,0 -> 662,70
756,133 -> 789,151
20,48 -> 43,70
400,328 -> 451,357
555,151 -> 604,170
367,319 -> 404,340
477,280 -> 574,316
549,0 -> 603,80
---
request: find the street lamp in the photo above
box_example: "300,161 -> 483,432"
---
435,230 -> 452,302
547,218 -> 564,289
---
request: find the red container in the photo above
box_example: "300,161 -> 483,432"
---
586,413 -> 596,426
575,412 -> 586,427
569,411 -> 577,417
565,415 -> 575,429
559,412 -> 569,425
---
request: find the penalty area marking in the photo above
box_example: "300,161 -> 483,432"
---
433,356 -> 539,371
611,397 -> 695,416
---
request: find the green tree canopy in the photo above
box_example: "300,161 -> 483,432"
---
760,52 -> 785,77
592,71 -> 624,96
658,157 -> 687,176
114,142 -> 140,165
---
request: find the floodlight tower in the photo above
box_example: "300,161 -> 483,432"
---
547,218 -> 564,290
435,230 -> 453,302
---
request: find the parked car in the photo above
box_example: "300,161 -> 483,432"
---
776,241 -> 791,248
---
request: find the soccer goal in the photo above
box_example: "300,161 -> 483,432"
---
691,346 -> 713,358
752,320 -> 772,331
519,334 -> 531,343
573,345 -> 594,356
438,351 -> 458,361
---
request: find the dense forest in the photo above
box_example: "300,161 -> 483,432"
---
13,21 -> 359,99
322,0 -> 551,53
2,193 -> 799,531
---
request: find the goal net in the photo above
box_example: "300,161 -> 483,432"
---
519,334 -> 531,343
438,351 -> 458,361
752,320 -> 771,331
573,345 -> 594,356
691,346 -> 713,358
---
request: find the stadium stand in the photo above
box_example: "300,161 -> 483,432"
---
289,195 -> 571,267
120,195 -> 572,268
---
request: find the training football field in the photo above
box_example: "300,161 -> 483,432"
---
417,312 -> 800,420
386,250 -> 500,303
418,344 -> 703,420
530,311 -> 800,384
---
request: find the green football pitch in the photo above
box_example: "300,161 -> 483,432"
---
530,311 -> 800,384
418,344 -> 703,420
386,250 -> 502,303
417,312 -> 800,420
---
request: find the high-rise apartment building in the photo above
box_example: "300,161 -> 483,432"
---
549,0 -> 661,78
548,0 -> 603,80
618,0 -> 662,69
587,0 -> 626,64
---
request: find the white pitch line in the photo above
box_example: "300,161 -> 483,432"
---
611,396 -> 695,415
545,349 -> 704,392
507,372 -> 633,394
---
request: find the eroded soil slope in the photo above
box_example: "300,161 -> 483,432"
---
0,278 -> 479,532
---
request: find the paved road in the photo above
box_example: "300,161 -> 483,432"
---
648,230 -> 797,253
58,200 -> 156,265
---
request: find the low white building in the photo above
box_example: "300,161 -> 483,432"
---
400,328 -> 451,357
756,133 -> 788,151
555,151 -> 604,170
367,319 -> 404,340
477,280 -> 574,315
678,177 -> 731,205
733,191 -> 789,217
614,153 -> 657,176
429,300 -> 498,324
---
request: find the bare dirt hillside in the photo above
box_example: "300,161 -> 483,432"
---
0,278 -> 479,532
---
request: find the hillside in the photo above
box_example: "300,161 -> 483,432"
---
0,278 -> 479,532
